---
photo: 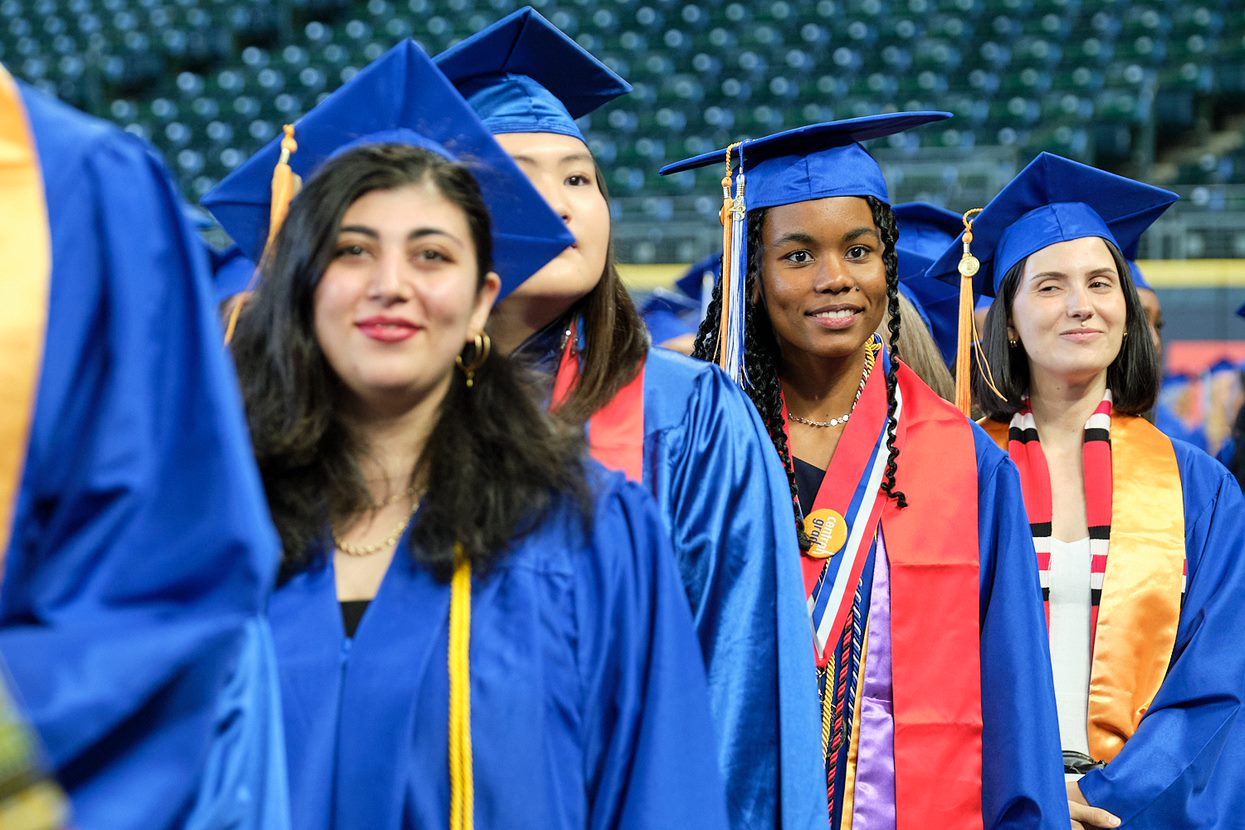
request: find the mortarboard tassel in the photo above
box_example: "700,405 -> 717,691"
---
716,143 -> 747,384
267,124 -> 302,250
223,124 -> 300,346
952,207 -> 1006,414
953,208 -> 983,416
715,144 -> 738,373
723,160 -> 748,384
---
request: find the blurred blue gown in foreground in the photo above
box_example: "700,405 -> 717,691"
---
0,78 -> 288,829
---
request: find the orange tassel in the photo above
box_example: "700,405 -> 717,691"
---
717,172 -> 734,371
953,208 -> 983,416
266,124 -> 301,251
224,125 -> 299,346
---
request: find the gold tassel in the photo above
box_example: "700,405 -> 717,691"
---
716,143 -> 742,371
266,124 -> 301,251
223,124 -> 300,346
953,208 -> 983,416
448,545 -> 474,830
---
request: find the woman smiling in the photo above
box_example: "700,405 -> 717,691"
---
933,152 -> 1245,830
205,41 -> 727,830
664,115 -> 1068,830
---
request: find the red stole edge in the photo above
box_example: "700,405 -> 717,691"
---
886,365 -> 985,829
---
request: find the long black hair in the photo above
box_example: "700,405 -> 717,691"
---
974,237 -> 1160,420
691,196 -> 907,548
230,143 -> 587,581
551,160 -> 650,427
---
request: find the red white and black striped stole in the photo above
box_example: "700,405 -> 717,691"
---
1007,394 -> 1114,649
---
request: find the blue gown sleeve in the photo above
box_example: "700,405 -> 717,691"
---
1078,447 -> 1245,827
648,357 -> 826,830
576,474 -> 731,830
0,91 -> 286,830
973,429 -> 1070,830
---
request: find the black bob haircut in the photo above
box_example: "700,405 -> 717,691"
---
974,236 -> 1159,421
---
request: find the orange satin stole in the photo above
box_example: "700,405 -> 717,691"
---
982,414 -> 1184,760
0,67 -> 51,576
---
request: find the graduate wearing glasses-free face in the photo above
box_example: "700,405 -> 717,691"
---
759,196 -> 890,365
1007,236 -> 1127,399
311,181 -> 500,415
313,182 -> 500,416
492,132 -> 611,335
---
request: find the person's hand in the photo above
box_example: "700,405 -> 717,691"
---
1068,779 -> 1121,829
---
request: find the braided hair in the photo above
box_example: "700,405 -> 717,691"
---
692,196 -> 907,548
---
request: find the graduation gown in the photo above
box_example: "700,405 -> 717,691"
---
0,80 -> 288,829
794,368 -> 1068,830
270,468 -> 730,830
522,327 -> 825,829
1073,438 -> 1245,828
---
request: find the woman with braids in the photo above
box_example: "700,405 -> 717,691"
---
203,42 -> 729,829
662,115 -> 1068,830
435,9 -> 825,828
929,153 -> 1245,830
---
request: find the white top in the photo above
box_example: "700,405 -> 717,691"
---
1048,536 -> 1093,757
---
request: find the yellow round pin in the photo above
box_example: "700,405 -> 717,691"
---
803,508 -> 848,559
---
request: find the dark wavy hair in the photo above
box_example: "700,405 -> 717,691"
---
549,160 -> 650,427
692,196 -> 907,548
974,237 -> 1159,421
230,143 -> 587,581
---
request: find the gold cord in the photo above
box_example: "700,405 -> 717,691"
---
448,546 -> 474,830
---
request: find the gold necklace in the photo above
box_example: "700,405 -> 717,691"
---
788,339 -> 881,429
370,483 -> 418,510
334,491 -> 422,557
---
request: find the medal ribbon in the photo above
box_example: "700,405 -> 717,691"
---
551,323 -> 646,482
0,69 -> 51,578
781,336 -> 890,667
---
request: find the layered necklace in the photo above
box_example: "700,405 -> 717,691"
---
788,338 -> 882,428
333,484 -> 422,557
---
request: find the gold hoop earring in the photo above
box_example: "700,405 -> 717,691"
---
456,332 -> 491,389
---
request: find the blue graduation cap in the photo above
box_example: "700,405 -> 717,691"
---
207,243 -> 258,305
657,112 -> 951,383
1162,371 -> 1195,390
639,253 -> 720,345
659,112 -> 952,207
893,202 -> 963,365
675,251 -> 721,303
434,6 -> 631,141
202,39 -> 574,300
640,289 -> 700,346
926,153 -> 1178,300
1207,357 -> 1238,375
924,153 -> 1177,412
1127,260 -> 1153,292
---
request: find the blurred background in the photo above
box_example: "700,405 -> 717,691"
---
4,0 -> 1243,445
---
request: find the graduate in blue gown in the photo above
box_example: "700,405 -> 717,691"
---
434,10 -> 823,828
663,115 -> 1069,829
931,151 -> 1245,828
0,69 -> 288,829
205,41 -> 728,829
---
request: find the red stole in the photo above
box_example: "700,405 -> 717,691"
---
886,365 -> 984,829
551,329 -> 646,482
789,362 -> 984,828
